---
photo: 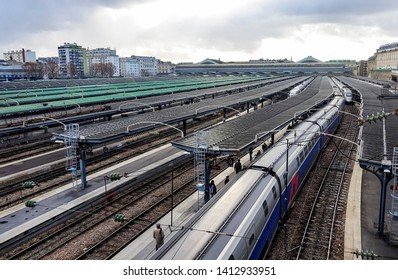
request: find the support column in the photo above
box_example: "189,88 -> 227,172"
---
359,159 -> 393,237
182,120 -> 187,137
204,159 -> 211,203
79,144 -> 88,190
378,170 -> 390,236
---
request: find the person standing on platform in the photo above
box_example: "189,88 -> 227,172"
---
209,180 -> 217,198
153,223 -> 164,251
224,175 -> 230,185
234,159 -> 242,174
262,142 -> 268,152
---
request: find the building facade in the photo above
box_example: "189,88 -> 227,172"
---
119,55 -> 160,77
119,57 -> 140,77
327,60 -> 357,75
157,61 -> 175,75
3,48 -> 36,63
375,42 -> 398,69
58,43 -> 88,77
0,60 -> 27,81
357,60 -> 368,77
86,47 -> 120,77
367,42 -> 398,80
132,55 -> 159,76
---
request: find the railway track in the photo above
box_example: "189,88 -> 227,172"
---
0,111 -> 232,259
267,104 -> 359,260
3,158 -> 193,259
4,157 -> 228,260
0,113 -> 230,209
0,141 -> 60,165
0,131 -> 176,202
295,107 -> 358,259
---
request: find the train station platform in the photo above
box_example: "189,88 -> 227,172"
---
345,160 -> 398,260
0,144 -> 189,246
110,138 -> 398,260
112,145 -> 261,260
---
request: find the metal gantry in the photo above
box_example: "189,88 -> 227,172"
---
194,131 -> 208,187
64,123 -> 80,191
194,131 -> 209,205
390,147 -> 398,244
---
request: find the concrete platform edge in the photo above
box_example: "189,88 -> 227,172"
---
344,160 -> 362,260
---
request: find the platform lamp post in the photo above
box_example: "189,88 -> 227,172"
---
22,116 -> 67,131
126,121 -> 185,137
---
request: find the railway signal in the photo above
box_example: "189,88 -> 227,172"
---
354,248 -> 380,260
109,173 -> 122,181
114,214 -> 125,222
25,200 -> 37,208
21,181 -> 36,189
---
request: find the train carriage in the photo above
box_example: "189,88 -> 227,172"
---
151,95 -> 345,260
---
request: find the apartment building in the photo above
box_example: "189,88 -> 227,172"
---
58,42 -> 88,77
367,42 -> 398,80
3,48 -> 36,63
158,61 -> 175,75
86,47 -> 120,77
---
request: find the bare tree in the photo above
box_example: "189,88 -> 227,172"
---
23,62 -> 44,79
46,59 -> 59,79
68,62 -> 78,77
89,62 -> 114,77
104,62 -> 114,77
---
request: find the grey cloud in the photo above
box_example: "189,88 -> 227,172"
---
267,0 -> 398,16
143,8 -> 294,55
1,0 -> 149,43
2,0 -> 398,61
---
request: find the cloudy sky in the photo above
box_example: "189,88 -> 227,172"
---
1,0 -> 398,63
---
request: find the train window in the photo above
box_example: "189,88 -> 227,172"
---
249,233 -> 255,246
262,200 -> 269,217
272,186 -> 277,200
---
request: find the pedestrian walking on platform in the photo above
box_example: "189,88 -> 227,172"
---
262,143 -> 268,152
209,180 -> 217,197
224,175 -> 230,185
153,223 -> 164,250
249,146 -> 253,161
234,159 -> 242,174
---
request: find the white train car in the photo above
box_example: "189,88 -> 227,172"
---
289,77 -> 314,97
151,96 -> 345,260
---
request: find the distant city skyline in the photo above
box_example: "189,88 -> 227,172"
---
2,0 -> 398,63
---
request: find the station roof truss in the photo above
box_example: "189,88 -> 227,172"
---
51,76 -> 313,144
338,76 -> 398,164
172,76 -> 336,156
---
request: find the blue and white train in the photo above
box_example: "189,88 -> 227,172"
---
331,77 -> 353,104
289,77 -> 314,97
342,87 -> 353,104
151,95 -> 345,260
